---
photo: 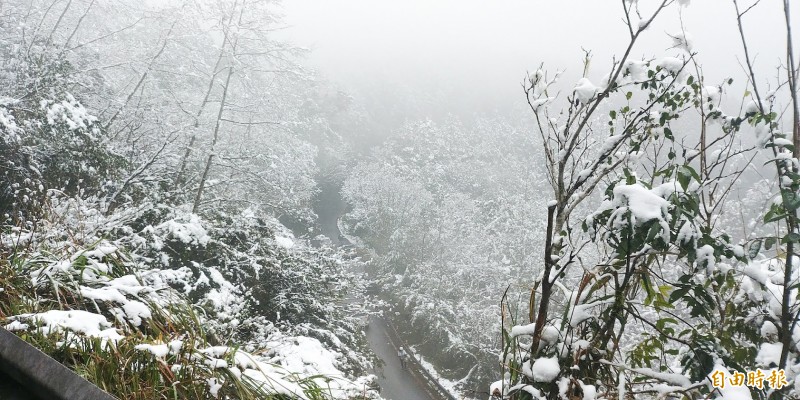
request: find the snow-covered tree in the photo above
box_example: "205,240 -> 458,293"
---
342,116 -> 549,392
0,1 -> 381,398
495,1 -> 800,399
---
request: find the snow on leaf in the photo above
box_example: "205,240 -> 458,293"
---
523,357 -> 560,382
574,78 -> 598,104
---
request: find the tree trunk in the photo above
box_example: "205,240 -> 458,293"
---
192,65 -> 234,213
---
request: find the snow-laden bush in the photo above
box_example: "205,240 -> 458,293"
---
0,193 -> 379,399
0,88 -> 124,223
493,1 -> 800,399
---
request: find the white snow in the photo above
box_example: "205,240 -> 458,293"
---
207,378 -> 223,398
156,214 -> 211,246
625,60 -> 648,81
266,336 -> 341,376
510,323 -> 537,337
703,85 -> 721,106
569,300 -> 612,327
4,321 -> 29,332
612,184 -> 670,224
580,381 -> 597,400
80,286 -> 127,303
205,358 -> 229,369
541,326 -> 560,345
275,236 -> 294,248
658,57 -> 685,73
569,303 -> 593,327
135,343 -> 170,358
676,219 -> 699,245
122,300 -> 152,327
12,310 -> 124,345
755,342 -> 782,367
745,100 -> 762,115
743,263 -> 771,285
697,244 -> 716,271
571,339 -> 591,356
669,32 -> 694,53
761,321 -> 778,338
631,367 -> 691,386
530,97 -> 554,111
600,134 -> 624,155
169,340 -> 184,354
526,357 -> 560,382
42,93 -> 98,133
412,350 -> 465,399
2,195 -> 378,400
574,78 -> 599,103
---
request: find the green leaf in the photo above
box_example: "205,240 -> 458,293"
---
785,192 -> 800,211
677,169 -> 690,191
686,75 -> 694,85
669,285 -> 690,303
764,206 -> 788,223
656,317 -> 677,331
767,112 -> 778,122
676,165 -> 699,191
623,168 -> 636,185
664,127 -> 674,140
644,222 -> 663,248
765,236 -> 777,250
784,232 -> 800,244
684,165 -> 701,182
748,239 -> 762,259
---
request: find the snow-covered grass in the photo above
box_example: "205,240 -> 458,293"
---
0,194 -> 381,400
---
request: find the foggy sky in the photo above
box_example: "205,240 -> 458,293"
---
278,1 -> 798,113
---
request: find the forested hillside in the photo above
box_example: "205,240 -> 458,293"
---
0,0 -> 378,398
3,1 -> 800,400
333,1 -> 800,399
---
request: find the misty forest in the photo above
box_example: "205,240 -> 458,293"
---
2,0 -> 800,399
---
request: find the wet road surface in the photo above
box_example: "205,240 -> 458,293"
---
366,316 -> 437,400
314,181 -> 439,399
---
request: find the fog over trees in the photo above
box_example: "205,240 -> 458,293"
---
1,1 -> 800,400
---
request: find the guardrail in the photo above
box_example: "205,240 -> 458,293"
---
0,327 -> 116,400
382,319 -> 460,400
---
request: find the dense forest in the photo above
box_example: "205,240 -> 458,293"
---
1,0 -> 800,400
0,0 -> 378,398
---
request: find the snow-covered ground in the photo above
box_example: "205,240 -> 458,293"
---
1,196 -> 381,399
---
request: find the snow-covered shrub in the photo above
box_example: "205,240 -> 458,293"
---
493,2 -> 800,399
0,1 -> 379,398
1,193 -> 379,399
111,203 -> 371,373
0,44 -> 123,223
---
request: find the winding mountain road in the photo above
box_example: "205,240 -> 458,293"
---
313,181 -> 443,400
365,317 -> 440,400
